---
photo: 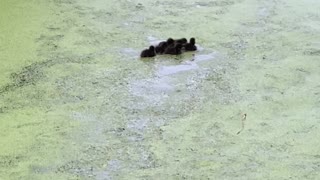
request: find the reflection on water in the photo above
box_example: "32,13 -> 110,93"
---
157,63 -> 199,76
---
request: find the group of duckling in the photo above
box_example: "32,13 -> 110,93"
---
140,37 -> 197,58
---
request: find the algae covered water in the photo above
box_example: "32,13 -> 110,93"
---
1,0 -> 320,179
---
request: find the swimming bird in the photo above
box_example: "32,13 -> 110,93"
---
155,38 -> 174,54
140,46 -> 156,57
184,37 -> 197,51
155,42 -> 167,54
164,43 -> 183,55
174,38 -> 187,44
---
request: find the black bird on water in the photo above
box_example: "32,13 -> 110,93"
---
164,43 -> 183,55
140,46 -> 156,58
174,38 -> 187,44
184,37 -> 197,51
155,38 -> 174,54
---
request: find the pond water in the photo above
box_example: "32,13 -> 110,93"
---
1,0 -> 320,179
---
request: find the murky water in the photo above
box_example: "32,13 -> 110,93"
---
1,0 -> 320,179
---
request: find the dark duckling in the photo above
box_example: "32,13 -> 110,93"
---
184,37 -> 197,51
155,38 -> 174,54
164,43 -> 183,55
155,42 -> 167,54
140,46 -> 156,58
174,38 -> 187,44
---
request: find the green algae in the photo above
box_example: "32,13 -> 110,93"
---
1,0 -> 320,179
0,0 -> 54,87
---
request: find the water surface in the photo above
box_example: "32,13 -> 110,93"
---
1,0 -> 320,179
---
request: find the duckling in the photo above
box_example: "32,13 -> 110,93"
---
155,38 -> 174,54
140,46 -> 156,57
155,42 -> 167,54
184,37 -> 197,51
164,43 -> 183,55
174,38 -> 187,44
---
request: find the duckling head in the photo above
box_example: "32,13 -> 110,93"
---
190,38 -> 196,45
167,38 -> 174,45
149,45 -> 155,51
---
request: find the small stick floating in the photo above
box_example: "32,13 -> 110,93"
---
191,54 -> 195,61
237,113 -> 247,134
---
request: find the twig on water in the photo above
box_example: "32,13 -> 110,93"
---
237,113 -> 247,134
191,54 -> 195,61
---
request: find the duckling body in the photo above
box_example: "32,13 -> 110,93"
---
174,38 -> 187,45
155,42 -> 167,54
140,46 -> 156,57
164,44 -> 183,55
155,38 -> 174,54
184,37 -> 197,51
